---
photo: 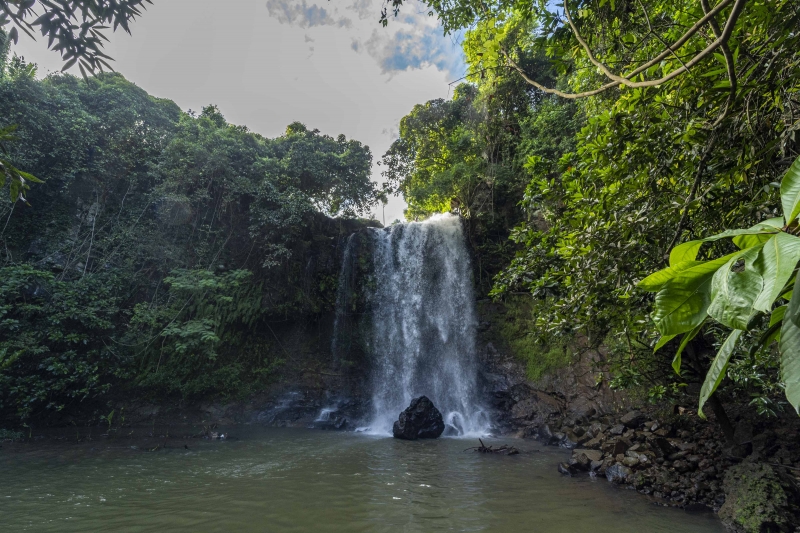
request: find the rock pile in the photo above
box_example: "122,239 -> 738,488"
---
545,408 -> 800,528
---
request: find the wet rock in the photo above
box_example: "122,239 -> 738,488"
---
720,462 -> 797,533
751,431 -> 775,457
725,442 -> 753,459
570,453 -> 591,471
652,437 -> 675,457
583,436 -> 604,450
610,438 -> 631,457
507,385 -> 562,426
684,503 -> 714,514
392,396 -> 445,440
588,422 -> 606,436
609,424 -> 626,436
558,462 -> 577,476
622,456 -> 640,468
571,449 -> 602,468
561,430 -> 582,449
620,410 -> 646,428
606,464 -> 633,484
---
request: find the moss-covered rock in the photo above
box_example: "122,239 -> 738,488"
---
719,462 -> 794,532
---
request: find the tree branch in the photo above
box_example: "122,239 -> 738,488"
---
664,132 -> 719,257
504,0 -> 747,99
701,0 -> 738,127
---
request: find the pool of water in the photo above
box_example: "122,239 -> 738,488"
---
1,428 -> 725,532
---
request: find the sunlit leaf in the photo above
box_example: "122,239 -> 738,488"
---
708,245 -> 764,330
781,156 -> 800,225
752,233 -> 800,312
652,252 -> 744,335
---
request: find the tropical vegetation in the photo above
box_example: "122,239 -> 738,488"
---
381,0 -> 800,425
0,48 -> 379,422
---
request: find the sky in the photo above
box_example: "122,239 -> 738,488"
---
10,0 -> 467,223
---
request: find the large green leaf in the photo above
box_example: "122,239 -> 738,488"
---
672,321 -> 704,376
781,156 -> 800,225
779,270 -> 800,414
771,305 -> 788,327
707,245 -> 764,330
759,305 -> 787,348
653,334 -> 677,352
698,329 -> 743,419
669,241 -> 704,268
733,219 -> 786,249
752,232 -> 800,312
669,227 -> 779,268
638,261 -> 703,292
652,251 -> 745,335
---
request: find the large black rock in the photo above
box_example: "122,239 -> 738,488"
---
392,396 -> 445,440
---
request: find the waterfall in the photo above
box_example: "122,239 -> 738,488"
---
331,233 -> 357,364
360,213 -> 489,437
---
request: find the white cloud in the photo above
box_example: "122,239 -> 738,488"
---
360,23 -> 464,80
265,0 -> 352,28
347,0 -> 376,20
267,0 -> 465,80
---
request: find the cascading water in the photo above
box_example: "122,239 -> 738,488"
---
359,213 -> 490,437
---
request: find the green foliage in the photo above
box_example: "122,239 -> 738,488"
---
496,296 -> 574,381
383,0 -> 800,422
0,427 -> 23,440
381,84 -> 485,219
0,69 -> 379,422
643,156 -> 800,415
0,0 -> 153,202
128,268 -> 279,399
0,1 -> 150,76
0,264 -> 129,420
0,123 -> 42,202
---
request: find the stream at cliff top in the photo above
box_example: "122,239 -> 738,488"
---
1,428 -> 724,533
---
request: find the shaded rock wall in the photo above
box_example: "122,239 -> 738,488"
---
475,299 -> 631,436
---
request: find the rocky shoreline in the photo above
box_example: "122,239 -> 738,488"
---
515,403 -> 800,532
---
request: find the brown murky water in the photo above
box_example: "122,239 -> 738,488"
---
1,428 -> 725,532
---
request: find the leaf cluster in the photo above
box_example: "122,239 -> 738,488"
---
0,0 -> 151,76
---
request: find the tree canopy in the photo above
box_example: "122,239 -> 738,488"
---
0,68 -> 380,421
382,0 -> 800,418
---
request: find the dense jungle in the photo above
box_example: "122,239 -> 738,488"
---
2,1 -> 800,532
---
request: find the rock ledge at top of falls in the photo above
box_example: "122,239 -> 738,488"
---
392,396 -> 445,440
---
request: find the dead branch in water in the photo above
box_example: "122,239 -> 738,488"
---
464,438 -> 520,455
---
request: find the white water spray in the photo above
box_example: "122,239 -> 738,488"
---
362,214 -> 490,437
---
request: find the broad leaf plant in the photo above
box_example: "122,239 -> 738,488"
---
641,156 -> 800,416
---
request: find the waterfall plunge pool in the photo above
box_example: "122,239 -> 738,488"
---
1,427 -> 725,532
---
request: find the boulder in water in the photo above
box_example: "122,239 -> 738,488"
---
392,396 -> 445,440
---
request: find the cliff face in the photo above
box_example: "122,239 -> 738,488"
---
474,299 -> 631,436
